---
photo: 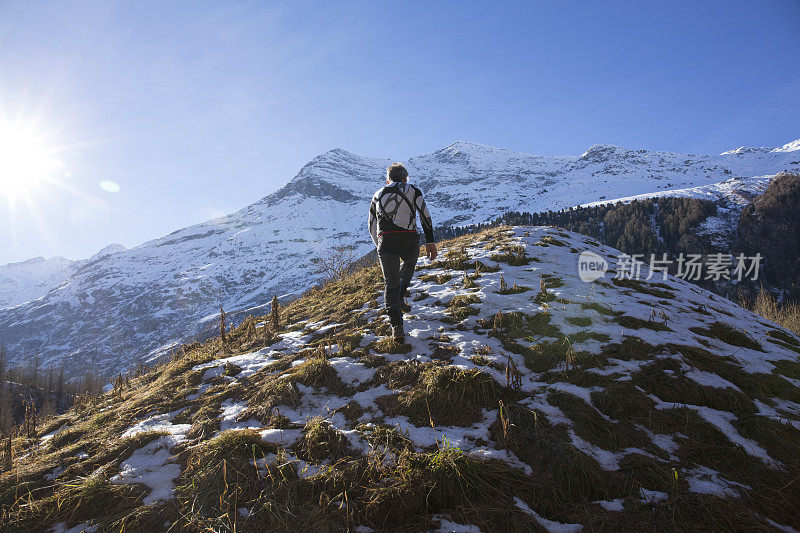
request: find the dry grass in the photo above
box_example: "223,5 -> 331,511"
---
490,245 -> 532,266
443,293 -> 481,323
296,416 -> 351,462
377,365 -> 506,427
611,278 -> 676,299
742,288 -> 800,336
689,321 -> 762,351
616,314 -> 674,332
176,429 -> 280,531
4,226 -> 800,532
566,316 -> 592,327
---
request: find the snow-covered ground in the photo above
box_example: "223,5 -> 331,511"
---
13,225 -> 800,531
91,226 -> 800,529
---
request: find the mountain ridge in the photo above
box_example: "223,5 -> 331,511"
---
0,243 -> 126,310
0,138 -> 798,377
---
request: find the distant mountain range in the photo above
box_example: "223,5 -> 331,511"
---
0,243 -> 125,309
0,139 -> 798,377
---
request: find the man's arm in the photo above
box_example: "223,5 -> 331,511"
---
368,196 -> 379,248
413,187 -> 437,260
414,188 -> 435,244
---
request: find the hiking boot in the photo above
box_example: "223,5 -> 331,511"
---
392,324 -> 405,342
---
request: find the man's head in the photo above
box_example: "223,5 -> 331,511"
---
386,162 -> 408,184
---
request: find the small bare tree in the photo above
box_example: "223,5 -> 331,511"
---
311,243 -> 357,284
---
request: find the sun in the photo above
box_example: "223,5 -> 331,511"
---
0,119 -> 63,205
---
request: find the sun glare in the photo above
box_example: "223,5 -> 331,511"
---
0,120 -> 63,204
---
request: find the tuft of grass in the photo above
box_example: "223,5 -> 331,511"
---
379,366 -> 506,427
358,353 -> 387,368
633,360 -> 756,416
568,330 -> 611,344
540,273 -> 565,288
601,337 -> 663,361
291,350 -> 348,392
3,442 -> 161,532
671,343 -> 800,404
481,310 -> 561,339
591,381 -> 656,423
734,414 -> 800,471
48,428 -> 86,450
418,273 -> 453,284
523,340 -> 577,372
356,423 -> 414,454
241,375 -> 301,427
373,360 -> 425,389
297,416 -> 351,462
443,294 -> 481,324
488,404 -> 612,508
580,301 -> 623,317
373,337 -> 412,354
548,391 -> 650,453
612,278 -> 676,299
772,359 -> 800,381
193,428 -> 276,465
616,315 -> 673,332
533,289 -> 557,304
497,284 -> 531,295
566,316 -> 592,327
177,429 -> 279,531
362,441 -> 534,530
689,322 -> 762,351
36,418 -> 71,438
536,235 -> 567,247
490,245 -> 531,266
431,344 -> 460,360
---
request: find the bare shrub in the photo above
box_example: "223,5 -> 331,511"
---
311,243 -> 357,284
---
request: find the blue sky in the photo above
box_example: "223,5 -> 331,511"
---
0,0 -> 798,264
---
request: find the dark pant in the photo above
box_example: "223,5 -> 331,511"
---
378,233 -> 420,327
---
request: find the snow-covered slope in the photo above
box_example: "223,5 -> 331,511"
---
7,227 -> 800,531
0,140 -> 798,376
580,174 -> 775,208
0,244 -> 125,310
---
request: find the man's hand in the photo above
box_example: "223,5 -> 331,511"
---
425,243 -> 438,261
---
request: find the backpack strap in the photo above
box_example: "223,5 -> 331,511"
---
377,182 -> 417,224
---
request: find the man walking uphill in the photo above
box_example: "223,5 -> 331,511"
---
369,163 -> 437,342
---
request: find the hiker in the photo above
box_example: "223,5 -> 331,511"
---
368,162 -> 437,342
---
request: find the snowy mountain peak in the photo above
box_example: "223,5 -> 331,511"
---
721,138 -> 800,155
439,140 -> 531,157
580,143 -> 626,157
721,145 -> 773,155
445,140 -> 503,152
0,255 -> 78,309
772,138 -> 800,153
89,243 -> 126,262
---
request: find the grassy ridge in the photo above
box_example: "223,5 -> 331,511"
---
1,226 -> 799,532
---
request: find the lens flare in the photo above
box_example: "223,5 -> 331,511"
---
99,180 -> 121,193
0,119 -> 63,204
